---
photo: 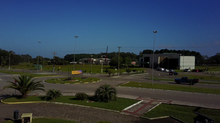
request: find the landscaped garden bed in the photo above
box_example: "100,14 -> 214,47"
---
45,77 -> 101,84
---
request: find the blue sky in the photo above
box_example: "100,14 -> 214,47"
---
1,0 -> 220,58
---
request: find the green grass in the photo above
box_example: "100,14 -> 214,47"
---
0,70 -> 56,77
45,77 -> 100,84
120,81 -> 220,95
8,64 -> 145,74
3,118 -> 78,123
3,96 -> 139,111
143,104 -> 220,123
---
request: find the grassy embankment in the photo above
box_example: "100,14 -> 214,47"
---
3,96 -> 139,112
120,81 -> 220,95
144,103 -> 220,123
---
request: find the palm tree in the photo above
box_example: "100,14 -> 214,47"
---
45,89 -> 62,100
3,75 -> 45,98
95,84 -> 117,102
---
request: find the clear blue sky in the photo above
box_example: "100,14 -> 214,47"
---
1,0 -> 220,58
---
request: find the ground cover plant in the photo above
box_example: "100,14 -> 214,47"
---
143,103 -> 220,123
2,118 -> 78,123
120,81 -> 220,95
45,77 -> 100,84
3,96 -> 139,111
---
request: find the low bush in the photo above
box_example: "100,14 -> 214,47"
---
75,93 -> 88,100
45,89 -> 62,100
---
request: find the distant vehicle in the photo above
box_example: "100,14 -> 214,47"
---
183,69 -> 190,72
169,71 -> 178,75
175,77 -> 199,85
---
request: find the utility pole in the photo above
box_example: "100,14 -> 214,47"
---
53,52 -> 56,72
73,36 -> 78,70
118,47 -> 121,76
9,53 -> 10,70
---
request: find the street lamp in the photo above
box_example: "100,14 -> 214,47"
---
152,31 -> 157,86
118,47 -> 121,76
91,55 -> 93,73
37,41 -> 41,73
73,36 -> 78,70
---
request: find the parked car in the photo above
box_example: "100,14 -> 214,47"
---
175,77 -> 199,85
169,71 -> 178,75
183,69 -> 190,72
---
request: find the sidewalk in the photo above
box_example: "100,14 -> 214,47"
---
122,97 -> 172,117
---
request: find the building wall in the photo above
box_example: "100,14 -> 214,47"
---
139,54 -> 195,70
179,56 -> 195,70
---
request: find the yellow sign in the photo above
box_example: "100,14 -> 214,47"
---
71,70 -> 82,75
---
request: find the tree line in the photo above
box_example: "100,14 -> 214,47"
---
0,48 -> 219,66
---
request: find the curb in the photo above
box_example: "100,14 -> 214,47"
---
147,102 -> 161,112
45,79 -> 102,84
1,99 -> 120,113
122,100 -> 143,111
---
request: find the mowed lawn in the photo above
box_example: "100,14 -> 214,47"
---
119,81 -> 220,95
3,96 -> 139,111
144,103 -> 220,123
8,64 -> 145,74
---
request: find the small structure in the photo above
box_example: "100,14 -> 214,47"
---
21,113 -> 33,123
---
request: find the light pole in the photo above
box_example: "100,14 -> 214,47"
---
152,31 -> 157,86
91,55 -> 93,73
101,55 -> 103,73
73,36 -> 78,70
8,53 -> 10,70
118,47 -> 121,76
37,41 -> 41,73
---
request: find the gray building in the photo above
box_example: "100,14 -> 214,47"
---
139,53 -> 195,70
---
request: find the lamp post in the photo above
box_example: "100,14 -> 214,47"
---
118,47 -> 121,76
8,53 -> 10,70
73,36 -> 78,70
37,41 -> 41,73
152,31 -> 157,86
91,55 -> 93,73
101,55 -> 103,73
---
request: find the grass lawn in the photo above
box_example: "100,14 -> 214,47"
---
8,64 -> 145,74
146,77 -> 220,85
0,70 -> 56,77
45,77 -> 100,84
120,81 -> 220,95
3,96 -> 139,111
3,118 -> 77,123
144,104 -> 220,123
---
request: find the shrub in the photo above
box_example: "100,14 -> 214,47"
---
95,84 -> 117,102
83,70 -> 87,73
126,68 -> 131,74
108,70 -> 112,76
46,89 -> 62,100
75,93 -> 88,100
133,69 -> 137,73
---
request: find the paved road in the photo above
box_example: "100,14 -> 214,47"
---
1,72 -> 220,110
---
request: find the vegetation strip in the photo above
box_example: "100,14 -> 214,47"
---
119,81 -> 220,95
2,118 -> 78,123
45,77 -> 101,84
143,103 -> 220,123
0,70 -> 57,77
2,96 -> 139,112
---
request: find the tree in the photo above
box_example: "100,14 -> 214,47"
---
95,84 -> 117,102
109,56 -> 123,68
3,75 -> 45,98
45,89 -> 62,100
123,57 -> 132,68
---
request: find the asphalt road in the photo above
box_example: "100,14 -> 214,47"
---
1,71 -> 220,110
